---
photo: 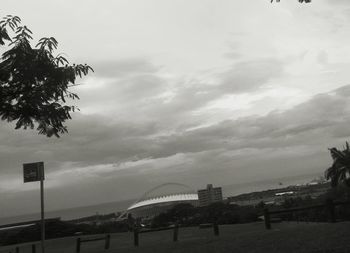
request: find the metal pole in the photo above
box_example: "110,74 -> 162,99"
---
213,222 -> 219,236
105,234 -> 110,249
133,227 -> 139,247
326,199 -> 336,223
40,179 -> 45,253
76,238 -> 81,253
173,222 -> 179,242
264,208 -> 271,230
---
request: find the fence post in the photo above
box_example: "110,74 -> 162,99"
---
134,227 -> 139,247
15,247 -> 19,253
32,244 -> 36,253
105,234 -> 111,249
264,208 -> 271,230
76,238 -> 81,253
213,222 -> 219,236
326,199 -> 336,223
173,222 -> 179,242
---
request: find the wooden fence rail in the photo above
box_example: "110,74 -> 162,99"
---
76,234 -> 110,253
198,222 -> 220,236
133,222 -> 220,247
264,199 -> 350,230
133,223 -> 179,247
2,222 -> 221,251
2,244 -> 37,253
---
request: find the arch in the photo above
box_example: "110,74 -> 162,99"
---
138,182 -> 195,202
117,182 -> 196,220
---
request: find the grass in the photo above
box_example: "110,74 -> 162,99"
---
1,221 -> 350,253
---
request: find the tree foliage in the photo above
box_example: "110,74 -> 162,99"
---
151,202 -> 260,228
325,142 -> 350,188
0,15 -> 93,137
271,0 -> 311,3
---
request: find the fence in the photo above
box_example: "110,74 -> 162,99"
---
0,247 -> 20,253
199,222 -> 220,236
0,222 -> 221,252
133,223 -> 178,247
0,244 -> 38,253
76,234 -> 110,253
0,236 -> 109,253
263,199 -> 350,230
133,222 -> 220,247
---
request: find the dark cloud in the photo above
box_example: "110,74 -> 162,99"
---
2,84 -> 349,180
1,85 -> 349,214
0,113 -> 158,176
1,52 -> 348,215
140,84 -> 350,160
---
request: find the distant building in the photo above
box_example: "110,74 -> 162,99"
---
275,191 -> 294,196
197,184 -> 223,206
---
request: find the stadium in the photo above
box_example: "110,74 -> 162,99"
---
123,183 -> 199,219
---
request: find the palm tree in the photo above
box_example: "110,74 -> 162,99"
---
325,142 -> 350,187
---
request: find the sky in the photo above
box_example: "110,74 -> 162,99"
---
1,0 -> 350,217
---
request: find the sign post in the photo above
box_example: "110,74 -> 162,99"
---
23,162 -> 45,253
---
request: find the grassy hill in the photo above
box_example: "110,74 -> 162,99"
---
1,221 -> 350,253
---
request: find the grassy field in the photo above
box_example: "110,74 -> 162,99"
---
1,221 -> 350,253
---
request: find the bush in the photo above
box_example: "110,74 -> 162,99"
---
151,202 -> 260,228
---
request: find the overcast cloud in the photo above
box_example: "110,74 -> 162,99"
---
1,0 -> 350,217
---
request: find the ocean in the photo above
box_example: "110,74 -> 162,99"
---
0,199 -> 134,226
0,172 -> 321,226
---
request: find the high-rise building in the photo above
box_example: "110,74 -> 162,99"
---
197,184 -> 223,207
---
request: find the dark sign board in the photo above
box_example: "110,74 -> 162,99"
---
23,162 -> 44,183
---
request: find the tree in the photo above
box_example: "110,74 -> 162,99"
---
325,142 -> 350,188
271,0 -> 311,2
0,15 -> 93,137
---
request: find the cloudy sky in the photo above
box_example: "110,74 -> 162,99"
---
1,0 -> 350,217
